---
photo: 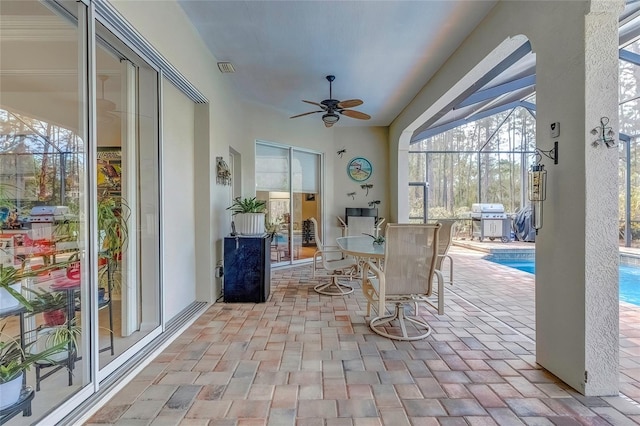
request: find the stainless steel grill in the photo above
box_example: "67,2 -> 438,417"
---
28,206 -> 73,223
470,203 -> 511,242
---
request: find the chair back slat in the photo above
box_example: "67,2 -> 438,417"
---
346,216 -> 376,237
382,223 -> 440,296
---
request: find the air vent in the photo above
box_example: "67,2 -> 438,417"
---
217,62 -> 236,73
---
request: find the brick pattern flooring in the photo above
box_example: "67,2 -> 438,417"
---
87,247 -> 640,425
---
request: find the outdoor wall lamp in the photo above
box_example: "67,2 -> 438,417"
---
591,117 -> 616,149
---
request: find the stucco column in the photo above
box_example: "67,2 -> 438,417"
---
536,0 -> 622,396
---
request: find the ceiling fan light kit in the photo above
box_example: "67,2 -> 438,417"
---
291,75 -> 370,127
322,112 -> 339,127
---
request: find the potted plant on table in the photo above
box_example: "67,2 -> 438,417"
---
0,325 -> 69,410
0,264 -> 36,312
227,197 -> 267,236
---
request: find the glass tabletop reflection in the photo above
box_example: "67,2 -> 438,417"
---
336,236 -> 385,258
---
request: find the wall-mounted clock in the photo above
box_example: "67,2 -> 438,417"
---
347,157 -> 373,182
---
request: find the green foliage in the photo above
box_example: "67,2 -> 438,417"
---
227,197 -> 266,215
42,320 -> 81,353
363,233 -> 385,245
24,287 -> 67,314
98,196 -> 130,261
0,325 -> 69,383
0,264 -> 36,310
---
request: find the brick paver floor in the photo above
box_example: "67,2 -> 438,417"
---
87,246 -> 640,425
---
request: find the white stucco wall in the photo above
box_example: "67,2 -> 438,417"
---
389,0 -> 622,395
332,127 -> 389,242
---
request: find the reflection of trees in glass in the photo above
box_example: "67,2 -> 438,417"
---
0,108 -> 81,209
409,106 -> 536,220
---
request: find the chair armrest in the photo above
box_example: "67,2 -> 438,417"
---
437,254 -> 454,285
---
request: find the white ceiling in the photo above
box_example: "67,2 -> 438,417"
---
177,0 -> 498,127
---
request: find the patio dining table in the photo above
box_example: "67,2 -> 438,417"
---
335,236 -> 385,260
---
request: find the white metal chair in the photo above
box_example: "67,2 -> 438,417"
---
361,223 -> 443,340
309,217 -> 358,295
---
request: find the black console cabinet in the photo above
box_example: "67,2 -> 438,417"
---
223,235 -> 271,303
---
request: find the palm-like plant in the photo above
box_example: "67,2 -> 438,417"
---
226,197 -> 266,215
0,264 -> 39,310
0,326 -> 69,384
97,196 -> 130,261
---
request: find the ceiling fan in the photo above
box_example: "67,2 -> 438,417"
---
290,75 -> 371,128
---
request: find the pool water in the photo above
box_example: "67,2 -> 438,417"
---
490,259 -> 640,306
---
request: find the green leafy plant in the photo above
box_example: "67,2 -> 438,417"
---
226,197 -> 266,215
24,287 -> 68,325
97,196 -> 130,261
42,319 -> 81,354
25,287 -> 67,313
363,233 -> 385,245
0,264 -> 40,311
0,325 -> 69,384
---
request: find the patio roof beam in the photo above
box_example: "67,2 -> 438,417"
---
455,74 -> 536,109
411,41 -> 533,139
411,100 -> 537,143
619,48 -> 640,66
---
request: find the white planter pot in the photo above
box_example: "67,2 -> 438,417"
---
0,282 -> 21,312
234,213 -> 265,236
0,373 -> 23,410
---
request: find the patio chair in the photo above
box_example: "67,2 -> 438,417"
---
309,217 -> 358,295
361,223 -> 443,340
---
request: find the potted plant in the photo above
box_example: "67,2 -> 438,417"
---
30,318 -> 81,363
0,264 -> 35,312
26,287 -> 68,326
97,195 -> 130,294
227,197 -> 267,235
0,325 -> 69,410
363,233 -> 385,245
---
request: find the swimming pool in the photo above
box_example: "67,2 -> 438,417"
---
489,258 -> 640,306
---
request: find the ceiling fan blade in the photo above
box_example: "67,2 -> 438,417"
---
290,110 -> 323,119
340,109 -> 371,120
337,99 -> 363,109
302,100 -> 327,110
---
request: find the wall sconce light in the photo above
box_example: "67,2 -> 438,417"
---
361,183 -> 373,196
591,117 -> 616,148
216,156 -> 231,186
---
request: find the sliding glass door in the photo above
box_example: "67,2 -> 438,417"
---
256,142 -> 321,265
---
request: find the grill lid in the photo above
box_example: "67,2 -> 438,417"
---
471,203 -> 505,214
